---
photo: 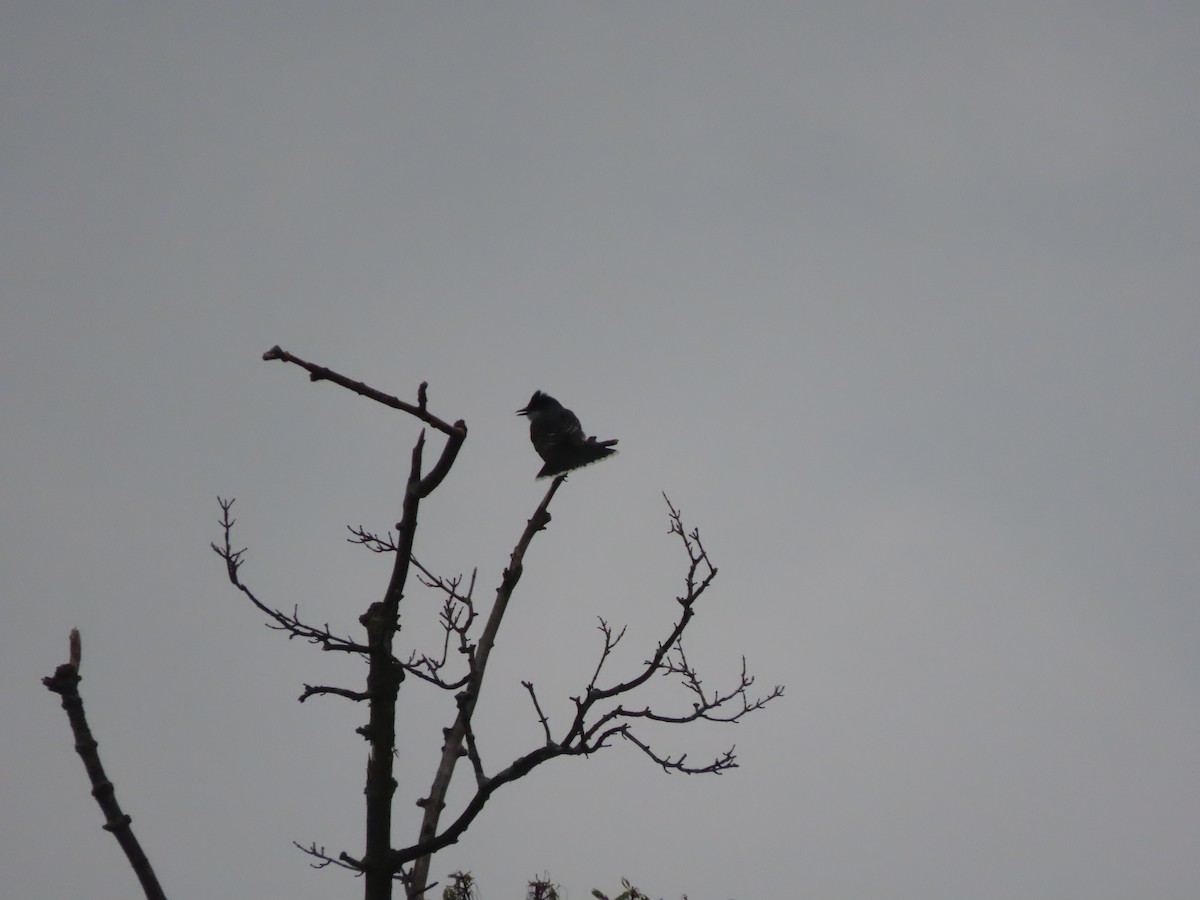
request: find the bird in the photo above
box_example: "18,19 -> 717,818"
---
516,391 -> 619,478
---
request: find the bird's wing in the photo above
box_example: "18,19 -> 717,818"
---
531,408 -> 583,456
557,408 -> 585,444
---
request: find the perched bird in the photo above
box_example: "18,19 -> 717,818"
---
516,391 -> 619,478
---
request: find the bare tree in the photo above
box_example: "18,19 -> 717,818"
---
49,346 -> 782,900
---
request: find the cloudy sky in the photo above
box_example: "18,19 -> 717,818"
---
3,3 -> 1198,898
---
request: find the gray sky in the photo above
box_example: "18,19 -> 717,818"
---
4,3 -> 1199,898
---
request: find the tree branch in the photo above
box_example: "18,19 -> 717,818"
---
404,476 -> 566,893
299,684 -> 370,703
359,430 -> 424,899
522,681 -> 554,745
43,630 -> 168,900
293,841 -> 380,877
217,355 -> 469,900
618,729 -> 739,774
392,496 -> 784,882
262,345 -> 466,440
213,352 -> 782,900
211,498 -> 370,654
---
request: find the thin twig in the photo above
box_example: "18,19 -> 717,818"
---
211,499 -> 370,655
522,681 -> 554,745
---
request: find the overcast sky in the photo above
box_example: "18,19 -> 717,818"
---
3,3 -> 1199,899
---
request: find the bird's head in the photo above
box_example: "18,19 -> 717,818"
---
516,391 -> 560,418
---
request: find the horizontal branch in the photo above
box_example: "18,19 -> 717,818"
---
619,729 -> 739,774
299,684 -> 370,703
262,345 -> 466,439
294,841 -> 365,873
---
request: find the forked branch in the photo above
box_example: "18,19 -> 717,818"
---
216,351 -> 471,900
211,498 -> 369,655
390,497 -> 783,880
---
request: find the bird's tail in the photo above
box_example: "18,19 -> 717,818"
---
537,438 -> 619,479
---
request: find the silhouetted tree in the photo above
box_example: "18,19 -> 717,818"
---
47,346 -> 782,900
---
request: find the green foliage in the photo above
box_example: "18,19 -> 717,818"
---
592,877 -> 667,900
442,870 -> 478,900
443,871 -> 690,900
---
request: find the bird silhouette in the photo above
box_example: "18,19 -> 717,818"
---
516,391 -> 619,478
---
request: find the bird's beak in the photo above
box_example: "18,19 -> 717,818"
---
516,405 -> 529,416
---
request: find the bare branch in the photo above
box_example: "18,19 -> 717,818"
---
618,730 -> 739,775
262,345 -> 466,439
401,653 -> 472,690
389,559 -> 480,692
393,744 -> 564,868
404,476 -> 566,890
392,496 -> 784,879
218,358 -> 469,899
211,498 -> 370,655
460,710 -> 487,786
663,494 -> 719,607
43,631 -> 168,900
348,526 -> 398,553
522,681 -> 553,744
360,425 -> 429,898
658,653 -> 786,724
294,842 -> 365,873
416,429 -> 466,496
299,684 -> 371,703
585,618 -> 628,693
411,558 -> 477,607
220,349 -> 781,900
